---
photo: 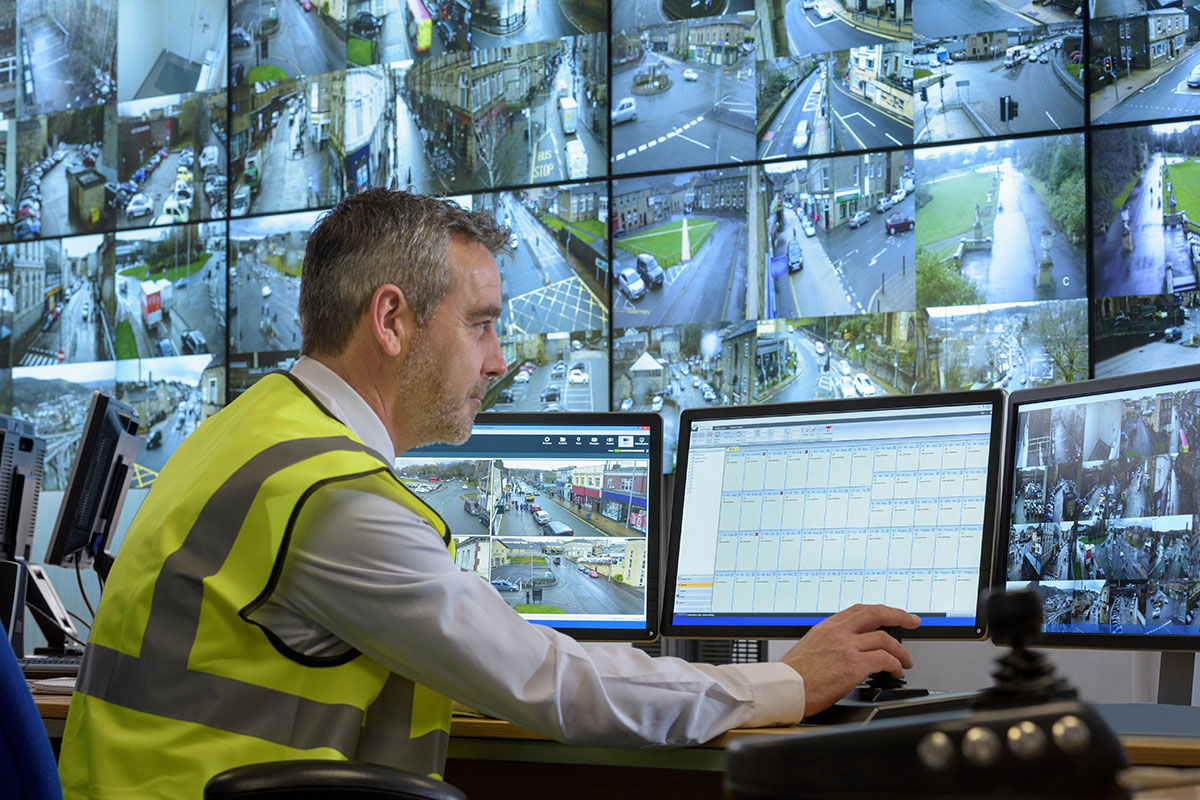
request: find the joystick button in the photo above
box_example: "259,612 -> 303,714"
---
1051,715 -> 1091,754
917,731 -> 954,772
1006,720 -> 1047,760
962,726 -> 1002,767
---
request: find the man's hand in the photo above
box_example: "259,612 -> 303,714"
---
779,604 -> 921,717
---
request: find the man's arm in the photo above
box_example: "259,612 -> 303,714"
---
254,486 -> 917,743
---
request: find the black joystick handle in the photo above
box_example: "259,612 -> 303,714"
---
986,588 -> 1043,648
864,626 -> 906,690
978,588 -> 1076,709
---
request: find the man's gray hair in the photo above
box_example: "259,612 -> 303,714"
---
299,189 -> 510,356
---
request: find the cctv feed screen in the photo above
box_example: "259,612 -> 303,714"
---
1006,377 -> 1200,636
401,421 -> 654,632
671,403 -> 996,629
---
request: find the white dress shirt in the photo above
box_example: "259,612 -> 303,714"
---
246,356 -> 806,747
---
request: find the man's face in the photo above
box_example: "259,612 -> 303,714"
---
396,238 -> 506,447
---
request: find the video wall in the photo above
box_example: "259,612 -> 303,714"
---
0,0 -> 1194,487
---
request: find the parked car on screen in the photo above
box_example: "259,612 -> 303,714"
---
231,185 -> 251,217
182,329 -> 209,354
173,181 -> 195,210
162,195 -> 189,223
635,253 -> 664,288
231,25 -> 252,47
617,267 -> 646,300
848,210 -> 870,229
802,218 -> 816,237
351,11 -> 381,37
885,213 -> 915,235
853,373 -> 877,397
786,239 -> 803,273
14,219 -> 39,240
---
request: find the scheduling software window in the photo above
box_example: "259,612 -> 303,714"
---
673,405 -> 993,627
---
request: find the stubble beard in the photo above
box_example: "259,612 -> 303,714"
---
397,329 -> 487,447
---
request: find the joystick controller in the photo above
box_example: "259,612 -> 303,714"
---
850,626 -> 929,703
976,588 -> 1075,709
724,589 -> 1131,799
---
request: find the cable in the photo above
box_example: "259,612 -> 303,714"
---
26,603 -> 87,648
76,560 -> 95,619
66,610 -> 91,631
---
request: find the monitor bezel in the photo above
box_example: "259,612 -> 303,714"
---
406,411 -> 663,643
998,363 -> 1200,651
44,391 -> 139,576
660,390 -> 1007,640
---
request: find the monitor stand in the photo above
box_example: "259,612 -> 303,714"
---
0,559 -> 82,658
1093,652 -> 1200,737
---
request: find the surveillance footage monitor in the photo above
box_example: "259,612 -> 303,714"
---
662,391 -> 1006,639
1001,364 -> 1200,648
401,413 -> 662,641
45,392 -> 140,582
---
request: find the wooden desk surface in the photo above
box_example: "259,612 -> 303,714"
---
35,695 -> 1200,799
34,694 -> 1200,769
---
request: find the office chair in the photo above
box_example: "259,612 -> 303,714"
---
0,639 -> 63,800
204,760 -> 468,800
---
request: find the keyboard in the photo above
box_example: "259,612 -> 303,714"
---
20,654 -> 83,678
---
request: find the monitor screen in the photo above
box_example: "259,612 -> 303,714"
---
401,413 -> 662,641
662,391 -> 1006,639
45,392 -> 140,581
1000,364 -> 1200,647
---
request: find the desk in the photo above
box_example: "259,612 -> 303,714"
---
35,697 -> 1200,799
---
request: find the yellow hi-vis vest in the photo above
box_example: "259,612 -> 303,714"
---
58,372 -> 455,799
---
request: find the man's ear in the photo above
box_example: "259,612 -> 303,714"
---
370,284 -> 414,358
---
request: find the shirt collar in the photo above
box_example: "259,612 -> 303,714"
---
289,355 -> 396,463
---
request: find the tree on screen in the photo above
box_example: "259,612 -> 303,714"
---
1031,300 -> 1087,385
915,246 -> 983,309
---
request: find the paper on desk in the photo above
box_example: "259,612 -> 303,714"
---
28,676 -> 78,694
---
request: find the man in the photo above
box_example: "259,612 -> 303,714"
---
58,191 -> 918,798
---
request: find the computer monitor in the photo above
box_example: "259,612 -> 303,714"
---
45,391 -> 140,582
662,391 -> 1006,639
0,415 -> 78,658
0,415 -> 45,564
998,364 -> 1200,703
402,412 -> 662,641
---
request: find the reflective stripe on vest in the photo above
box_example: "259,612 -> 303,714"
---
71,378 -> 451,774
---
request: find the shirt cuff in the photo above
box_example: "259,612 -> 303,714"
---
726,661 -> 806,728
